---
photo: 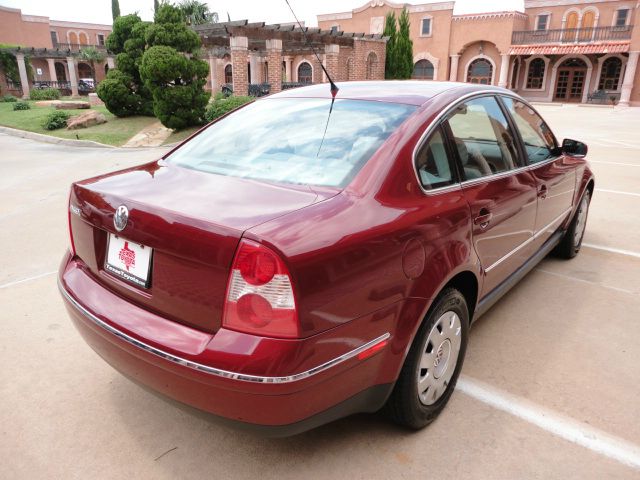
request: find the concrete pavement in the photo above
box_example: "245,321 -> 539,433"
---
1,104 -> 639,479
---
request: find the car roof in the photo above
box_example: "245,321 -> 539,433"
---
270,81 -> 508,106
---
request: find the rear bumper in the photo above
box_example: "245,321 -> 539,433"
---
59,253 -> 398,434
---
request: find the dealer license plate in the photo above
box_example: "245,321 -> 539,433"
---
105,233 -> 152,288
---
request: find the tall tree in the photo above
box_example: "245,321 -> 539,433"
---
383,12 -> 397,79
395,8 -> 414,79
111,0 -> 121,22
154,0 -> 160,14
79,46 -> 106,86
177,0 -> 218,25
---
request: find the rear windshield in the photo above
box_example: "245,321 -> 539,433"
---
167,98 -> 416,187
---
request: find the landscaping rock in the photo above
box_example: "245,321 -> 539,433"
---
34,100 -> 62,107
55,101 -> 90,110
66,110 -> 107,130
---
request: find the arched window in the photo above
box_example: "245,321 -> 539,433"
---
598,57 -> 622,90
298,62 -> 312,84
69,32 -> 78,45
78,62 -> 92,79
526,58 -> 546,89
413,59 -> 434,80
79,32 -> 88,45
467,58 -> 493,84
55,62 -> 67,82
224,64 -> 232,84
366,52 -> 378,80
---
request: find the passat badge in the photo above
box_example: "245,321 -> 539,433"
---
113,205 -> 129,232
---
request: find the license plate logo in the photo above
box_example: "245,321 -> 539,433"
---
105,234 -> 152,288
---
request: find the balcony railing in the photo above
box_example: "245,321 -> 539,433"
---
52,43 -> 107,52
511,25 -> 633,45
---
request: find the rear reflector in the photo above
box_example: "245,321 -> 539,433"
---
223,239 -> 298,338
357,339 -> 388,360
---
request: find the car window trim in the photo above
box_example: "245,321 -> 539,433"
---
412,90 -> 562,196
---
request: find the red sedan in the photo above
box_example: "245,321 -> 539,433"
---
59,81 -> 593,435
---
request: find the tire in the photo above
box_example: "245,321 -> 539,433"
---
554,190 -> 591,259
384,288 -> 469,429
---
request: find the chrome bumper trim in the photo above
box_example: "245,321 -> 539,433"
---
58,279 -> 390,384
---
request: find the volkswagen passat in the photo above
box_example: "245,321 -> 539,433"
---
59,81 -> 593,436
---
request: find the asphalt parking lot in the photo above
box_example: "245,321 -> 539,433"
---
1,103 -> 639,479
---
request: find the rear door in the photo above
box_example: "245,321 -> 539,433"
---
444,95 -> 538,296
500,96 -> 576,250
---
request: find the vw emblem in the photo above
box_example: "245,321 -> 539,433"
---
113,205 -> 129,232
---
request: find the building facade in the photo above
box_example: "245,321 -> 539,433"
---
318,0 -> 640,106
0,5 -> 113,98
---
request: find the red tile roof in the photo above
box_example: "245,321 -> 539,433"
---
509,43 -> 630,56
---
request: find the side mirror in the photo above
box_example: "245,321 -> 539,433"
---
562,138 -> 588,158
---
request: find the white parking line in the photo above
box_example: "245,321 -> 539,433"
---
457,376 -> 640,471
536,268 -> 636,295
596,188 -> 640,198
0,271 -> 57,290
582,243 -> 640,260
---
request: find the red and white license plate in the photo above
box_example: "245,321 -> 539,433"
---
105,233 -> 152,288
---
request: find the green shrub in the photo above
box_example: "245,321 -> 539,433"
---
205,96 -> 253,122
30,88 -> 61,101
42,110 -> 70,130
12,101 -> 30,110
2,94 -> 18,102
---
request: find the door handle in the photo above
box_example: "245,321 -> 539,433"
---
538,184 -> 548,199
473,209 -> 492,229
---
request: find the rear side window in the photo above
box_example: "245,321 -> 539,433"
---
167,98 -> 416,188
446,96 -> 521,181
415,127 -> 455,190
501,97 -> 557,164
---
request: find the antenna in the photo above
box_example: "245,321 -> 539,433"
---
284,0 -> 339,99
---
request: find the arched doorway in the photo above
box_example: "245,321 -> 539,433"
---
366,52 -> 378,79
298,62 -> 312,84
78,62 -> 92,80
467,58 -> 493,84
55,62 -> 67,82
413,59 -> 434,80
224,64 -> 232,84
79,32 -> 88,45
564,11 -> 579,42
554,58 -> 587,102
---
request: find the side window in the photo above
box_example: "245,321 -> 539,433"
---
446,96 -> 521,181
415,127 -> 455,190
501,97 -> 557,164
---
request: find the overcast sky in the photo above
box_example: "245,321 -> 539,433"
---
3,0 -> 524,26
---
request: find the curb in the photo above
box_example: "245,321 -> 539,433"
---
0,125 -> 114,148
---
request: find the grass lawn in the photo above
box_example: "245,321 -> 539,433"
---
0,101 -> 157,146
163,125 -> 201,145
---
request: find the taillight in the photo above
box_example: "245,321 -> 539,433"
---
223,239 -> 298,338
68,188 -> 76,256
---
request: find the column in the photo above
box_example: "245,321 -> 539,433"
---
449,55 -> 460,82
208,55 -> 218,92
230,36 -> 249,96
325,45 -> 339,83
284,56 -> 292,82
106,56 -> 115,69
249,54 -> 259,84
46,58 -> 58,83
265,38 -> 283,93
619,51 -> 639,107
498,54 -> 510,88
66,56 -> 79,97
16,53 -> 30,99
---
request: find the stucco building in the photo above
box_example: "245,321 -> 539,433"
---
194,20 -> 387,96
0,5 -> 113,98
318,0 -> 640,106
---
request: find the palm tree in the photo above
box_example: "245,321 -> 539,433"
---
79,46 -> 106,87
177,0 -> 218,25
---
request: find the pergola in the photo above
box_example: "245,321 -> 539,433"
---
193,20 -> 388,95
0,45 -> 115,98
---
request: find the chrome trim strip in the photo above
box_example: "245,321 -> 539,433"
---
58,280 -> 390,384
411,89 -> 561,196
484,207 -> 573,273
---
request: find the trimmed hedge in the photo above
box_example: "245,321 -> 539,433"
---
2,94 -> 18,102
30,88 -> 61,101
42,110 -> 70,130
204,96 -> 253,122
12,101 -> 30,111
